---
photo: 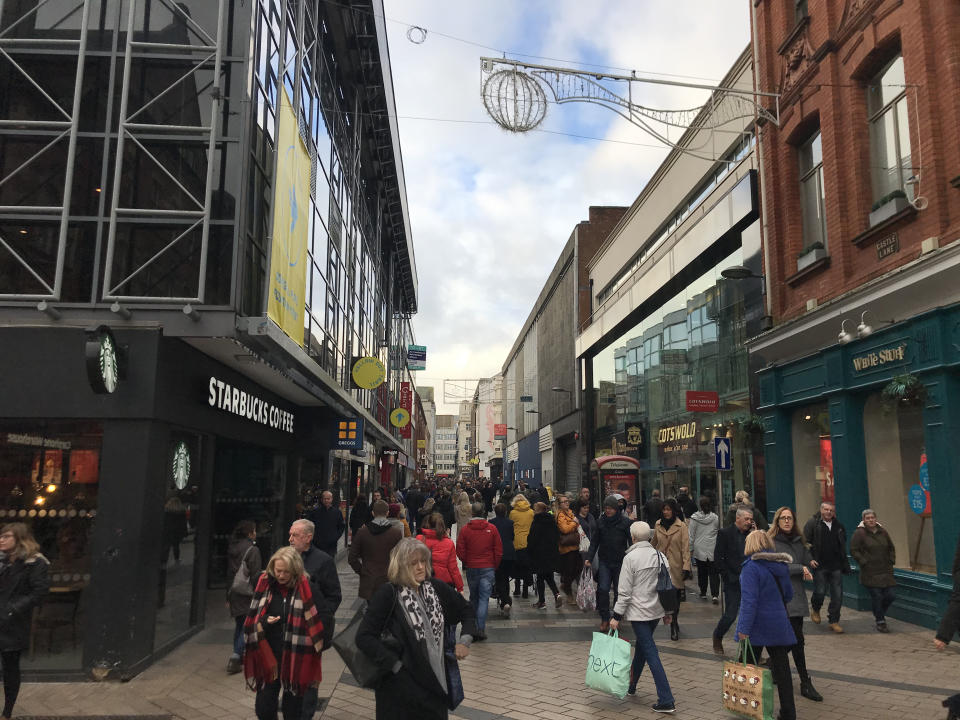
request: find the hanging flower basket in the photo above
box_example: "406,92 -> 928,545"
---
743,415 -> 765,434
881,373 -> 927,411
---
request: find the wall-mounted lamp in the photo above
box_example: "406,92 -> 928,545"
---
551,386 -> 571,394
525,409 -> 540,415
720,265 -> 764,281
838,319 -> 855,344
857,310 -> 895,339
110,301 -> 132,320
183,304 -> 201,322
36,301 -> 61,320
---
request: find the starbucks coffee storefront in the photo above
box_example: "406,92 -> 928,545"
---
756,303 -> 960,629
0,327 -> 329,679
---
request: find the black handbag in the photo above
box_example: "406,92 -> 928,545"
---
656,551 -> 679,612
331,593 -> 401,689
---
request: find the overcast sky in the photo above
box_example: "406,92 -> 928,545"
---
384,1 -> 751,414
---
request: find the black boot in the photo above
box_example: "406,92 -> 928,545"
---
513,581 -> 520,597
800,677 -> 823,702
670,620 -> 679,641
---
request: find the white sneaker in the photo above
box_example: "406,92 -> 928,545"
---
501,604 -> 511,618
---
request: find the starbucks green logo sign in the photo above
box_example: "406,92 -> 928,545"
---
172,441 -> 191,490
85,326 -> 123,394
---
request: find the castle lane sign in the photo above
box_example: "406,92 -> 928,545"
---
852,343 -> 907,372
207,376 -> 294,433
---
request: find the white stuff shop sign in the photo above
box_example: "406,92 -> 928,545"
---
207,376 -> 294,433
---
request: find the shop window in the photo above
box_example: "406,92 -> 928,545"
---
863,395 -> 934,573
798,130 -> 828,251
791,405 -> 832,525
867,55 -> 913,202
0,422 -> 100,671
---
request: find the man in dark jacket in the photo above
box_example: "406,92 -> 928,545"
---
803,501 -> 851,633
404,484 -> 425,533
643,489 -> 664,525
677,487 -> 697,522
306,490 -> 345,557
935,534 -> 960,650
348,500 -> 403,600
456,503 -> 503,639
289,519 -> 343,720
578,487 -> 600,519
585,495 -> 633,631
490,502 -> 515,618
712,506 -> 754,655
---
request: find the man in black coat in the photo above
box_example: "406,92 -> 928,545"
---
585,495 -> 633,631
677,487 -> 697,522
289,519 -> 342,720
404,484 -> 425,533
643,489 -> 664,525
711,506 -> 755,655
306,490 -> 345,557
803,501 -> 851,633
578,487 -> 600,519
935,534 -> 960,650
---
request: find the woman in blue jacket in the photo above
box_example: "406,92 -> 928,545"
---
736,530 -> 797,720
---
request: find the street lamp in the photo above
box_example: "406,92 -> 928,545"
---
720,265 -> 773,332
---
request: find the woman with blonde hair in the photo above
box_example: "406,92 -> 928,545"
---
454,491 -> 473,536
768,506 -> 822,702
736,530 -> 797,720
357,538 -> 477,719
243,546 -> 324,719
0,523 -> 48,720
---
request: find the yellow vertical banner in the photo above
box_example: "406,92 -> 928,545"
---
267,87 -> 311,346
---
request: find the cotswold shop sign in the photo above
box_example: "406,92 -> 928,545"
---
207,376 -> 294,433
852,343 -> 907,372
657,421 -> 697,445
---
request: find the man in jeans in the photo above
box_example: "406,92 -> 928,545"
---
712,507 -> 754,655
456,502 -> 503,640
584,495 -> 633,632
804,501 -> 851,633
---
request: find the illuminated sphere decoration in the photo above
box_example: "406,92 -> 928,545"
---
482,69 -> 547,132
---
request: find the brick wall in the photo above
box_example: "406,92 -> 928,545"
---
753,0 -> 960,322
575,206 -> 627,329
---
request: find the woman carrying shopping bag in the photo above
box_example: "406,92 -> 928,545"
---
608,521 -> 675,713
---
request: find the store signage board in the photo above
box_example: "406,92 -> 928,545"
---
624,423 -> 646,454
417,439 -> 426,449
876,232 -> 899,260
494,423 -> 507,440
207,376 -> 294,433
351,356 -> 386,389
399,382 -> 413,438
390,408 -> 410,428
519,395 -> 533,403
852,343 -> 907,372
919,454 -> 930,491
172,441 -> 191,490
715,437 -> 732,470
908,484 -> 929,515
686,390 -> 719,413
335,418 -> 363,450
407,344 -> 427,370
85,326 -> 123,394
602,460 -> 638,470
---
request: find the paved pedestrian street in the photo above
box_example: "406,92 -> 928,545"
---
14,553 -> 959,719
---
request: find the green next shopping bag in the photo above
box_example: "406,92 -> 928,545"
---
722,639 -> 774,720
585,630 -> 632,699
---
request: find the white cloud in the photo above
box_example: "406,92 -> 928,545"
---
385,1 -> 750,412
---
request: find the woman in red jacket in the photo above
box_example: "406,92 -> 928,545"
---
417,513 -> 463,593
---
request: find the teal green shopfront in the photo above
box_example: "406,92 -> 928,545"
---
756,302 -> 960,629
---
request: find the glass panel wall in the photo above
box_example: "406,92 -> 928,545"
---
591,246 -> 761,514
862,395 -> 934,573
0,421 -> 101,670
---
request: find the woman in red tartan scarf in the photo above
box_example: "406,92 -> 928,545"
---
243,546 -> 324,719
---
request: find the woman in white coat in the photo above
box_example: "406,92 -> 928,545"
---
609,522 -> 675,713
687,496 -> 720,603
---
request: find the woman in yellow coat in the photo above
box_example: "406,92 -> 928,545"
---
651,497 -> 692,641
555,494 -> 582,597
509,495 -> 535,598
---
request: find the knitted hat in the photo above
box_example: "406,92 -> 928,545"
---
603,494 -> 620,509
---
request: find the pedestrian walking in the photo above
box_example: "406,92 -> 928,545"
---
576,499 -> 597,553
735,530 -> 797,720
650,499 -> 691,641
509,495 -> 535,598
456,502 -> 502,639
935,534 -> 960,650
0,523 -> 49,720
850,508 -> 897,633
405,485 -> 425,533
642,489 -> 663,525
803,501 -> 851,633
490,503 -> 515,618
417,497 -> 436,534
243,546 -> 324,720
527,502 -> 563,609
711,506 -> 754,655
417,513 -> 464,593
227,520 -> 262,674
768,506 -> 823,702
454,491 -> 472,535
348,500 -> 404,601
676,486 -> 697,523
388,503 -> 412,537
687,496 -> 720,603
435,491 -> 456,531
288,519 -> 342,720
725,490 -> 769,530
585,495 -> 633,631
609,521 -> 676,714
306,490 -> 345,557
578,487 -> 600,519
556,494 -> 582,597
356,539 -> 477,719
349,496 -> 371,543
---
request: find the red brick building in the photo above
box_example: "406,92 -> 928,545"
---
750,1 -> 960,628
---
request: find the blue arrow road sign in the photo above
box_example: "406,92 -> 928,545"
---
714,437 -> 732,471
